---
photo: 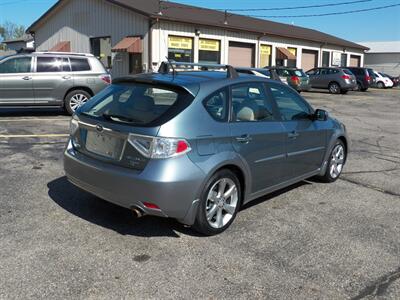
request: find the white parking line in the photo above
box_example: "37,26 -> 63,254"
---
0,134 -> 69,138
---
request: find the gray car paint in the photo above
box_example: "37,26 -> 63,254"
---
64,72 -> 348,226
0,52 -> 108,106
307,67 -> 357,91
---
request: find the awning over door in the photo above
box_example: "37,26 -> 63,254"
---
276,47 -> 296,60
50,41 -> 70,52
112,37 -> 142,53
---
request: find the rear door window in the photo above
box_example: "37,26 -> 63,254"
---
0,56 -> 32,73
231,82 -> 276,122
70,58 -> 91,71
80,83 -> 193,126
36,56 -> 70,72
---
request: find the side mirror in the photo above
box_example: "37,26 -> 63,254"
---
314,109 -> 328,121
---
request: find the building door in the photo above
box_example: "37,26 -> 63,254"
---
129,53 -> 142,74
322,51 -> 330,67
301,49 -> 318,72
228,42 -> 255,67
340,53 -> 347,67
349,55 -> 361,67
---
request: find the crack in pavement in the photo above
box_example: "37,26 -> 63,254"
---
351,267 -> 400,299
340,177 -> 400,198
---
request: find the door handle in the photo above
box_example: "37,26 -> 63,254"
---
288,131 -> 299,139
22,76 -> 32,80
62,75 -> 71,80
235,134 -> 252,144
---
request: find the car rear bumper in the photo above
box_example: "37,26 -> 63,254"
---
63,140 -> 205,224
341,81 -> 358,90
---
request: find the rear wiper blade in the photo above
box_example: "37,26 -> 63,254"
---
102,113 -> 143,124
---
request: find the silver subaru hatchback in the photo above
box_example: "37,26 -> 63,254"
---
64,62 -> 348,235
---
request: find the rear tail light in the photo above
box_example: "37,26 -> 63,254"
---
291,76 -> 300,84
341,75 -> 351,80
100,74 -> 112,84
143,202 -> 160,210
365,75 -> 371,82
128,134 -> 191,159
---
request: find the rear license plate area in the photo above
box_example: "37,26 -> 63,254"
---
85,130 -> 124,160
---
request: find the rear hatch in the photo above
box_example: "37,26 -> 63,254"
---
70,81 -> 195,171
289,69 -> 309,86
342,68 -> 357,84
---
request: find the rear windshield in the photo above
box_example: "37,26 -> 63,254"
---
256,69 -> 271,77
79,83 -> 193,126
290,69 -> 306,77
342,69 -> 354,75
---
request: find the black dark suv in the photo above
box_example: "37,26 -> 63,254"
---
346,67 -> 375,92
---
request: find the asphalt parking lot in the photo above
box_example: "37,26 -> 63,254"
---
0,88 -> 399,299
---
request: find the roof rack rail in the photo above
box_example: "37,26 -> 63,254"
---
33,51 -> 94,57
158,61 -> 239,79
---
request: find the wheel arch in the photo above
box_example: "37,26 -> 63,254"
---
63,86 -> 94,103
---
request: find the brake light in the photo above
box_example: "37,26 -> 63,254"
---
365,75 -> 371,82
341,75 -> 351,80
291,76 -> 300,84
128,134 -> 191,159
100,74 -> 112,84
143,202 -> 160,210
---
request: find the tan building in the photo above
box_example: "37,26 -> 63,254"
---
27,0 -> 368,77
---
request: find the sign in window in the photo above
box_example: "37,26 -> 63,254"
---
199,39 -> 220,64
260,45 -> 272,67
168,36 -> 193,63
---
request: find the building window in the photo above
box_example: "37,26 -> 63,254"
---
199,39 -> 220,64
90,37 -> 112,69
287,47 -> 297,67
129,53 -> 142,74
340,53 -> 347,67
168,36 -> 193,63
260,44 -> 272,67
322,51 -> 330,67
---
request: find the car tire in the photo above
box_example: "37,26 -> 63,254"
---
328,82 -> 340,94
360,87 -> 368,92
318,140 -> 346,183
192,169 -> 241,235
377,81 -> 385,89
340,89 -> 348,94
65,90 -> 91,115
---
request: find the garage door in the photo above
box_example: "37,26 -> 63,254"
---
301,49 -> 318,72
228,42 -> 254,67
350,55 -> 361,67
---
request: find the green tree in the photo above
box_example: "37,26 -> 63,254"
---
0,21 -> 26,40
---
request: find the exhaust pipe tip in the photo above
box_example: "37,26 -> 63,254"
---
131,207 -> 144,218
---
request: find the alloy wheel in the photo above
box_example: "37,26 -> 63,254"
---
70,94 -> 89,111
329,83 -> 340,94
205,178 -> 239,229
329,144 -> 345,179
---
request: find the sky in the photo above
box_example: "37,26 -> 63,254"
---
0,0 -> 399,42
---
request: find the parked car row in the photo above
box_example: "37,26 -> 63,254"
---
237,65 -> 399,94
0,51 -> 398,116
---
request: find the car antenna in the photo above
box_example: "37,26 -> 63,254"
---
165,56 -> 176,79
